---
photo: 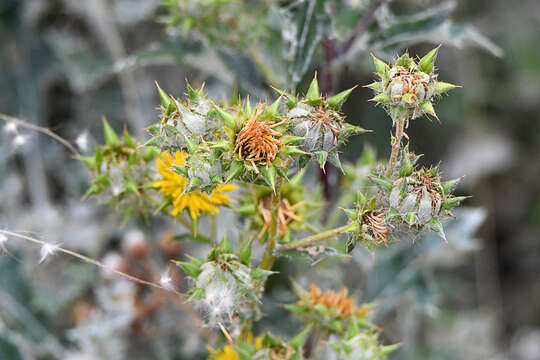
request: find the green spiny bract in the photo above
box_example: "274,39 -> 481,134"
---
366,47 -> 459,122
343,193 -> 391,253
79,119 -> 157,221
149,82 -> 220,152
285,75 -> 367,169
173,236 -> 272,329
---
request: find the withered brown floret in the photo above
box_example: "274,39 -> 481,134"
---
310,104 -> 341,142
363,210 -> 390,245
302,284 -> 369,318
258,195 -> 305,238
234,104 -> 285,170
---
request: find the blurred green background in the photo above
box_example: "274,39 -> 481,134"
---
0,0 -> 539,359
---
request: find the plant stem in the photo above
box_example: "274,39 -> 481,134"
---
240,180 -> 282,340
282,224 -> 351,249
385,113 -> 407,177
259,183 -> 282,271
210,214 -> 217,242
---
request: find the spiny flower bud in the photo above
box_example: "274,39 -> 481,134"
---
151,82 -> 219,151
372,150 -> 466,241
344,194 -> 392,252
286,75 -> 366,169
367,47 -> 459,121
80,123 -> 156,220
234,103 -> 284,168
174,239 -> 272,329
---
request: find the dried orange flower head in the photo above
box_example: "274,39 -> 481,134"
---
234,103 -> 284,166
363,210 -> 390,245
258,195 -> 305,238
305,284 -> 368,318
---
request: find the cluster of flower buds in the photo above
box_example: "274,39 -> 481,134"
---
370,146 -> 466,241
285,75 -> 368,169
286,284 -> 396,359
174,236 -> 271,329
79,119 -> 158,220
366,46 -> 459,122
235,169 -> 320,242
146,76 -> 366,196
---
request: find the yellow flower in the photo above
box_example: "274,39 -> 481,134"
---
208,345 -> 240,360
207,333 -> 263,360
154,151 -> 236,219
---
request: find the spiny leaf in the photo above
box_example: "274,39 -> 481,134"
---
123,125 -> 136,148
363,81 -> 383,92
419,100 -> 438,120
327,86 -> 357,110
369,94 -> 392,104
370,53 -> 389,74
418,45 -> 440,74
226,160 -> 244,182
102,117 -> 120,147
218,235 -> 233,253
240,238 -> 253,266
435,81 -> 460,94
155,81 -> 170,108
260,165 -> 277,192
306,73 -> 320,100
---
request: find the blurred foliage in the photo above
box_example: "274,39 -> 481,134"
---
0,0 -> 538,359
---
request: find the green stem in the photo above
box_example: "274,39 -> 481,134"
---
385,112 -> 407,177
240,180 -> 282,340
259,183 -> 282,271
210,214 -> 217,243
283,224 -> 351,249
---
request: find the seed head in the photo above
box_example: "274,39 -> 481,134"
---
39,242 -> 61,264
363,210 -> 390,245
234,104 -> 284,167
304,284 -> 368,318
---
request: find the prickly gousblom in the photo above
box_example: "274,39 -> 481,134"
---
209,330 -> 309,360
79,119 -> 158,219
286,283 -> 397,358
236,170 -> 318,242
366,47 -> 459,121
154,150 -> 236,219
234,103 -> 285,167
341,190 -> 393,252
73,49 -> 465,357
286,74 -> 368,169
174,236 -> 271,330
150,82 -> 219,151
369,146 -> 466,241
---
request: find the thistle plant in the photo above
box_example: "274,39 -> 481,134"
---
0,44 -> 466,359
53,45 -> 462,358
0,0 -> 509,357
